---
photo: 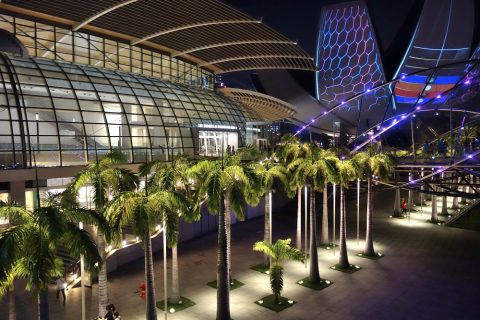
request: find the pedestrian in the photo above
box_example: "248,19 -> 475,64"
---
104,304 -> 115,320
423,140 -> 429,157
55,277 -> 66,304
401,198 -> 408,215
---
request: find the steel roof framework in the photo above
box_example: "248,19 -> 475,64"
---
0,0 -> 316,74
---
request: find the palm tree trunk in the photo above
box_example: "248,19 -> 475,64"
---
339,186 -> 350,268
217,193 -> 230,320
320,184 -> 329,245
296,187 -> 302,250
364,178 -> 375,256
441,195 -> 448,215
225,196 -> 232,284
263,191 -> 271,267
393,188 -> 402,217
309,187 -> 321,283
168,245 -> 180,305
9,289 -> 15,320
97,230 -> 108,317
38,289 -> 49,320
452,196 -> 459,209
144,229 -> 157,320
431,192 -> 438,222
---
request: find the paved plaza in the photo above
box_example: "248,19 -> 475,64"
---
2,190 -> 480,320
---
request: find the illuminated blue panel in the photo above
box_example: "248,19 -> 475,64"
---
315,1 -> 388,131
393,0 -> 474,107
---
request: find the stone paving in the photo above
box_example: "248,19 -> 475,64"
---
2,190 -> 480,320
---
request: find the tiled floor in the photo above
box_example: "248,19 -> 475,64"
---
2,190 -> 480,320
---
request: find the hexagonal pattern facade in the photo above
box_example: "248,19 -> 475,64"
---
315,2 -> 387,111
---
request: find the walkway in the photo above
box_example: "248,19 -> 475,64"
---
2,190 -> 480,319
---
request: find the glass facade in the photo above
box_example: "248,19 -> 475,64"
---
0,54 -> 259,168
0,14 -> 214,89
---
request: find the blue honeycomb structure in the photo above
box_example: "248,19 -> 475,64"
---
315,2 -> 388,113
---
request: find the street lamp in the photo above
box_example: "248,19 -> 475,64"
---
35,113 -> 39,154
79,221 -> 86,320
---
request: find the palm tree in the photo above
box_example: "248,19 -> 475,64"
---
276,134 -> 307,250
189,154 -> 262,320
288,144 -> 338,284
352,151 -> 394,257
253,239 -> 304,303
0,201 -> 101,320
67,149 -> 138,317
334,158 -> 357,269
257,155 -> 289,267
139,156 -> 201,305
106,187 -> 189,320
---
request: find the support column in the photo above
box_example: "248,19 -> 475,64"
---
393,188 -> 402,217
9,180 -> 25,205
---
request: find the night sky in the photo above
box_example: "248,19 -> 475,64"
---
222,0 -> 420,88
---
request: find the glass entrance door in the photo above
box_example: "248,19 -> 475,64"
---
198,131 -> 238,157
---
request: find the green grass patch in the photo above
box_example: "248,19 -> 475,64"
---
250,264 -> 270,274
356,252 -> 384,260
156,296 -> 195,313
254,294 -> 296,312
207,279 -> 245,290
297,277 -> 332,291
330,263 -> 361,274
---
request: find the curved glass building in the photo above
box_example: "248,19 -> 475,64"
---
0,54 -> 260,168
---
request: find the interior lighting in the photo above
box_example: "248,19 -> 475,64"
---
401,75 -> 406,79
416,106 -> 421,110
366,88 -> 371,92
467,154 -> 473,159
465,80 -> 471,85
436,95 -> 441,99
311,119 -> 315,123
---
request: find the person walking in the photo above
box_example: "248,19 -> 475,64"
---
56,277 -> 66,304
423,140 -> 430,158
401,198 -> 408,216
104,304 -> 115,320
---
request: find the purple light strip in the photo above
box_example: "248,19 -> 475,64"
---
295,59 -> 479,141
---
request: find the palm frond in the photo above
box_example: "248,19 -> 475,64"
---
61,222 -> 101,270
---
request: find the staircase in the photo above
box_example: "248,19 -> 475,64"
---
446,199 -> 480,225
